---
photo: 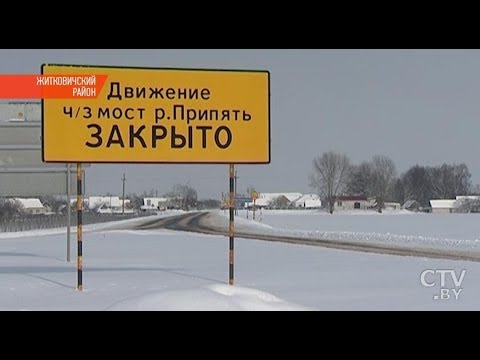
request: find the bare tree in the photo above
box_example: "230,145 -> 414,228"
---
402,165 -> 434,207
430,163 -> 472,199
391,178 -> 405,205
471,184 -> 480,195
346,161 -> 372,196
309,152 -> 351,214
0,198 -> 22,221
166,183 -> 198,211
369,155 -> 397,213
452,163 -> 471,196
127,193 -> 144,211
430,164 -> 453,199
456,197 -> 480,213
196,199 -> 221,210
143,189 -> 158,197
270,196 -> 290,209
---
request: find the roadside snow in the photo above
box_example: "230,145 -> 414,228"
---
0,210 -> 184,240
1,228 -> 480,310
108,284 -> 308,311
215,210 -> 480,252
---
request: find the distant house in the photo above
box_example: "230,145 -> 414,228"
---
402,200 -> 421,212
14,198 -> 46,215
384,202 -> 401,210
456,195 -> 480,201
245,197 -> 270,209
86,196 -> 115,210
42,201 -> 53,214
141,197 -> 170,211
334,195 -> 368,211
368,198 -> 401,211
95,203 -> 134,214
245,192 -> 302,209
294,194 -> 322,209
272,195 -> 294,208
96,203 -> 113,214
86,196 -> 131,214
430,199 -> 458,214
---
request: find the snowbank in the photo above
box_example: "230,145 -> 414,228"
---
108,284 -> 309,311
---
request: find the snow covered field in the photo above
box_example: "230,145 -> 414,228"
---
1,210 -> 480,310
225,209 -> 480,252
256,209 -> 480,239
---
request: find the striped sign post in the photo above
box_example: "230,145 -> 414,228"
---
229,164 -> 235,285
76,163 -> 83,291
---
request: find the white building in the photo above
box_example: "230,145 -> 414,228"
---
430,199 -> 458,214
262,193 -> 303,202
245,197 -> 270,208
456,195 -> 480,201
95,203 -> 135,214
384,202 -> 401,210
141,197 -> 170,211
334,195 -> 369,211
402,200 -> 421,212
86,196 -> 131,213
294,194 -> 322,208
245,192 -> 303,209
14,198 -> 46,215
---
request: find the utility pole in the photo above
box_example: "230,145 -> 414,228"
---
121,173 -> 126,215
234,170 -> 239,215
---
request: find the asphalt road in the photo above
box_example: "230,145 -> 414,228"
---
132,211 -> 480,262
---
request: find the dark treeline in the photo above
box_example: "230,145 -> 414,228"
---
310,151 -> 477,213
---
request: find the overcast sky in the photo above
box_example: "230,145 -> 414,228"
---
1,49 -> 479,199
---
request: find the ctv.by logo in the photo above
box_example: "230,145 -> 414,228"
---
420,269 -> 466,300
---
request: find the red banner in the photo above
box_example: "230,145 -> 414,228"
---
0,75 -> 108,99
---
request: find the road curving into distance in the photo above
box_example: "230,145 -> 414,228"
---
129,211 -> 480,263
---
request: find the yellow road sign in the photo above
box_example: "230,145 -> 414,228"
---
42,64 -> 270,164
